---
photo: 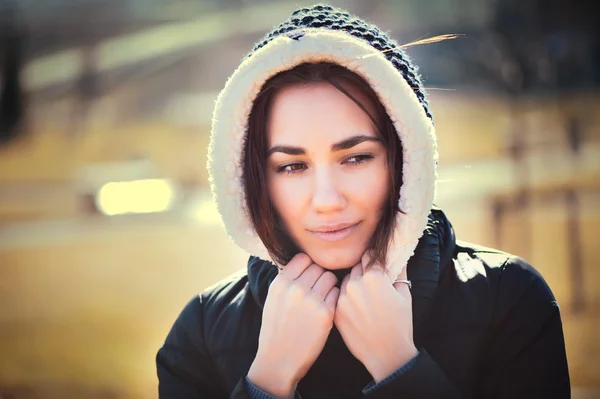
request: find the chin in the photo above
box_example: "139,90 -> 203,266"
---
307,246 -> 363,270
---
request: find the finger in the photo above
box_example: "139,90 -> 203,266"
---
361,251 -> 372,273
393,281 -> 412,299
324,286 -> 340,313
393,266 -> 411,294
280,253 -> 313,280
398,265 -> 408,280
340,273 -> 351,296
383,260 -> 407,284
363,250 -> 387,274
350,263 -> 363,280
296,263 -> 326,288
389,264 -> 407,283
273,260 -> 284,273
312,271 -> 338,301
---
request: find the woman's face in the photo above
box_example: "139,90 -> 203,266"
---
266,82 -> 389,270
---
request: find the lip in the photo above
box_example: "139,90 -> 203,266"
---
308,222 -> 360,242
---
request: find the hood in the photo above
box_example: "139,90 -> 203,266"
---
207,4 -> 438,279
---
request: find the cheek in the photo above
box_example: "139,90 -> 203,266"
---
268,178 -> 306,225
350,162 -> 390,212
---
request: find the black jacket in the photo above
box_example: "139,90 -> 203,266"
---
156,208 -> 570,398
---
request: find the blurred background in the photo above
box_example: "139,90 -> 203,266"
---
0,0 -> 598,397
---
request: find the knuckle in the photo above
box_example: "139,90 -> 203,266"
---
323,271 -> 337,284
346,280 -> 360,297
293,253 -> 311,265
363,272 -> 378,287
288,283 -> 305,301
309,297 -> 323,312
308,263 -> 323,274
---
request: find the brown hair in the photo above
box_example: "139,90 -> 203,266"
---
242,62 -> 404,269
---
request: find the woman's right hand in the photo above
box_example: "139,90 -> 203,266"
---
247,253 -> 339,398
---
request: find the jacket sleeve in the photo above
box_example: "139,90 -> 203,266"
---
156,295 -> 253,399
244,377 -> 303,399
362,256 -> 570,399
361,349 -> 462,398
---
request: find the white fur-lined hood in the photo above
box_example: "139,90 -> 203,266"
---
207,16 -> 438,279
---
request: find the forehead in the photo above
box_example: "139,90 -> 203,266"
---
266,81 -> 378,146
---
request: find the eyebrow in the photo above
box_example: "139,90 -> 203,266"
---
267,135 -> 381,157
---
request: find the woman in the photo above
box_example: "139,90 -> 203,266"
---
157,4 -> 570,398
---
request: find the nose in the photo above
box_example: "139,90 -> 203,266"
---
311,167 -> 346,213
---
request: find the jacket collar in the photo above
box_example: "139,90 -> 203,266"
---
247,206 -> 456,333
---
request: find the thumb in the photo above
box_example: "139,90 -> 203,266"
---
324,286 -> 340,314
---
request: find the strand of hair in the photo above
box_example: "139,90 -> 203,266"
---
400,34 -> 465,49
378,34 -> 465,55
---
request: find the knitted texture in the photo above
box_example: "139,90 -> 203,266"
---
245,4 -> 432,120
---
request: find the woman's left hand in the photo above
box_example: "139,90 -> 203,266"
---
334,252 -> 418,383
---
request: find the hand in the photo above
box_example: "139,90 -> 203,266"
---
334,252 -> 418,383
248,253 -> 339,397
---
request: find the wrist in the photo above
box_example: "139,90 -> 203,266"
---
369,345 -> 419,383
248,355 -> 297,398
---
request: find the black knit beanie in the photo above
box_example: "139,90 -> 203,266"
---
246,3 -> 432,120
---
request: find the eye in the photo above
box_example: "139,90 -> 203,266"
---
276,162 -> 306,175
344,154 -> 374,165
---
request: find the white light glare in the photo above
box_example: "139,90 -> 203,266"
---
96,179 -> 175,216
